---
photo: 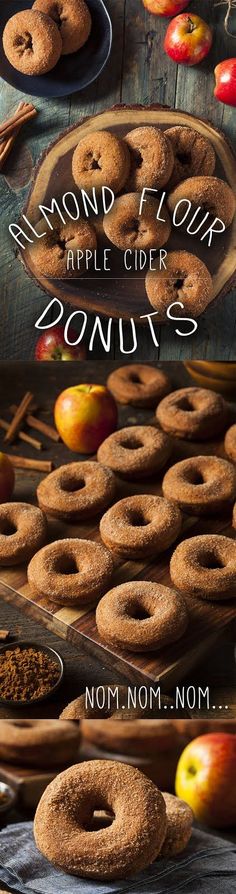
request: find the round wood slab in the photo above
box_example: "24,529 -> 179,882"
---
21,104 -> 236,323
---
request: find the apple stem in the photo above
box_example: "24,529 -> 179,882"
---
187,16 -> 196,33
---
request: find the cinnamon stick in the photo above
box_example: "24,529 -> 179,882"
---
0,417 -> 42,451
0,630 -> 10,642
0,104 -> 37,142
6,455 -> 53,472
4,392 -> 33,444
0,101 -> 24,171
10,405 -> 60,443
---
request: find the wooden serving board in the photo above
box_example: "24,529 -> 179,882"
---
0,762 -> 57,809
21,104 -> 236,323
0,428 -> 235,686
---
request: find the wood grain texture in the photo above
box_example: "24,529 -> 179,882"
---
0,1 -> 236,359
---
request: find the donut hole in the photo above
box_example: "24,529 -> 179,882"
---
132,149 -> 143,170
14,31 -> 33,54
86,152 -> 102,171
50,2 -> 66,27
0,520 -> 17,536
174,277 -> 185,291
61,476 -> 85,493
176,151 -> 192,167
129,510 -> 150,527
129,601 -> 151,621
12,721 -> 33,728
120,437 -> 143,450
56,555 -> 79,575
199,550 -> 225,571
185,469 -> 205,486
128,373 -> 141,384
177,396 -> 195,412
84,807 -> 115,832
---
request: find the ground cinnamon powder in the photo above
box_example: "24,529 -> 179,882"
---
0,646 -> 60,701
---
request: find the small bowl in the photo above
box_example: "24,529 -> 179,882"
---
0,0 -> 112,98
0,781 -> 17,814
0,640 -> 64,706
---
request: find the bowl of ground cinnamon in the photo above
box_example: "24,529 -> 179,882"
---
0,640 -> 64,705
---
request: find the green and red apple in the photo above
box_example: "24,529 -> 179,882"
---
175,733 -> 236,828
54,384 -> 118,453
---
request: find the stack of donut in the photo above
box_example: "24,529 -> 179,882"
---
3,0 -> 92,76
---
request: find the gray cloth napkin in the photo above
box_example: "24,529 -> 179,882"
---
0,822 -> 236,894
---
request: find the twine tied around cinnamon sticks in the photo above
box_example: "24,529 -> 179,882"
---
0,101 -> 37,171
214,0 -> 236,37
0,392 -> 59,472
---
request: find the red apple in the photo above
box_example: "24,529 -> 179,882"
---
175,733 -> 236,828
214,58 -> 236,107
142,0 -> 189,15
164,13 -> 213,65
54,384 -> 118,453
0,452 -> 15,503
35,326 -> 87,361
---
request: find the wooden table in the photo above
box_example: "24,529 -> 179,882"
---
0,1 -> 236,361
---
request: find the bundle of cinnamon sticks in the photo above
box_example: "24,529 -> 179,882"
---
0,391 -> 59,472
0,101 -> 37,171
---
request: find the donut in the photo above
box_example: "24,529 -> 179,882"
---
233,502 -> 236,531
174,719 -> 236,738
160,793 -> 193,857
37,461 -> 116,521
124,126 -> 174,191
100,494 -> 182,559
60,691 -> 188,720
166,126 -> 216,189
27,538 -> 113,606
72,131 -> 130,194
3,10 -> 62,75
107,364 -> 171,408
33,0 -> 91,54
170,533 -> 236,601
156,387 -> 228,441
31,214 -> 97,279
0,720 -> 81,768
97,425 -> 172,480
96,581 -> 188,652
0,502 -> 47,566
162,455 -> 236,516
34,760 -> 167,879
80,719 -> 186,756
103,192 -> 171,251
145,251 -> 213,320
225,424 -> 236,463
167,176 -> 236,229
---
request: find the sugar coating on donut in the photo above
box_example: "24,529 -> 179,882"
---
233,502 -> 236,531
0,502 -> 47,565
97,425 -> 172,480
34,759 -> 167,878
3,10 -> 62,75
162,455 -> 236,516
60,685 -> 141,719
27,537 -> 114,606
166,126 -> 216,189
124,126 -> 174,191
72,130 -> 130,194
33,0 -> 91,54
160,792 -> 193,857
225,424 -> 236,464
31,214 -> 97,279
103,192 -> 171,251
100,493 -> 182,559
170,533 -> 236,601
37,461 -> 116,520
0,719 -> 80,768
146,251 -> 213,320
96,580 -> 188,652
167,176 -> 236,229
156,387 -> 228,441
107,364 -> 171,408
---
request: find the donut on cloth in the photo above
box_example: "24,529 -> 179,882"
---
160,792 -> 193,857
166,126 -> 216,189
145,251 -> 213,319
37,461 -> 116,520
34,760 -> 167,878
72,131 -> 130,194
33,0 -> 92,54
100,494 -> 182,559
0,720 -> 80,768
3,10 -> 62,75
162,455 -> 236,516
225,424 -> 236,464
107,364 -> 171,408
124,126 -> 174,191
170,533 -> 236,601
97,425 -> 172,480
156,387 -> 228,441
103,192 -> 171,251
96,580 -> 188,652
27,538 -> 114,606
167,176 -> 236,229
0,502 -> 47,565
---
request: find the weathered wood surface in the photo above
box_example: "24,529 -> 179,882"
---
0,1 -> 236,359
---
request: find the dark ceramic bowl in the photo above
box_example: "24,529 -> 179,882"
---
0,640 -> 64,706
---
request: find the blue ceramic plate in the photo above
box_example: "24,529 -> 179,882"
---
0,0 -> 112,98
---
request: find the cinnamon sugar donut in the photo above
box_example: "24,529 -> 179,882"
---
162,455 -> 236,516
60,686 -> 135,719
100,494 -> 182,559
145,251 -> 213,320
107,364 -> 171,408
96,581 -> 188,652
170,533 -> 236,601
0,720 -> 80,768
81,719 -> 186,756
33,0 -> 91,54
103,192 -> 171,251
37,461 -> 116,521
0,503 -> 47,566
225,424 -> 236,463
3,10 -> 62,75
27,538 -> 113,606
32,214 -> 97,279
72,131 -> 130,194
97,425 -> 172,480
166,126 -> 216,190
160,793 -> 193,857
124,126 -> 174,191
156,387 -> 228,441
233,502 -> 236,531
168,176 -> 236,229
34,760 -> 167,879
